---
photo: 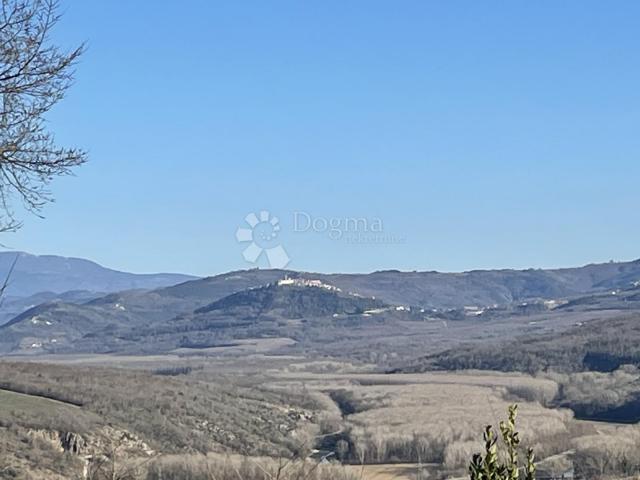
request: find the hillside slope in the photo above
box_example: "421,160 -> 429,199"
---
396,285 -> 640,374
2,258 -> 640,357
319,259 -> 640,308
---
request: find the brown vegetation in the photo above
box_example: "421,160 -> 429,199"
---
4,357 -> 640,479
0,362 -> 323,457
145,456 -> 357,480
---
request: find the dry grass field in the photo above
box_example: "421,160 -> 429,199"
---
256,370 -> 568,469
344,463 -> 428,480
0,389 -> 92,479
4,354 -> 640,479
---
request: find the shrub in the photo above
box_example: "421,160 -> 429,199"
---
469,404 -> 536,480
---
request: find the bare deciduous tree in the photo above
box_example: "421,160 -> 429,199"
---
0,0 -> 86,231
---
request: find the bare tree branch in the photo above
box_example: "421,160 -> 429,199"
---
0,0 -> 86,232
0,251 -> 17,305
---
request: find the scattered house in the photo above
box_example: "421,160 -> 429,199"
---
277,277 -> 342,292
464,306 -> 485,316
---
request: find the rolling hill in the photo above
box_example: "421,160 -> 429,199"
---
2,257 -> 640,357
395,283 -> 640,374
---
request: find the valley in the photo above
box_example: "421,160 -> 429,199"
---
2,256 -> 640,479
0,1 -> 633,478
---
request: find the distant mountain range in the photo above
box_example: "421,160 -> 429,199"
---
1,253 -> 640,356
0,251 -> 198,325
0,251 -> 198,297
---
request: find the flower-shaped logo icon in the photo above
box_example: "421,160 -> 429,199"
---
235,211 -> 291,269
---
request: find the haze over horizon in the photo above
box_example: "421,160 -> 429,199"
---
3,1 -> 639,276
2,249 -> 639,278
6,2 -> 640,479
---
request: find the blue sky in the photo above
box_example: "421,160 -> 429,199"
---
5,1 -> 640,276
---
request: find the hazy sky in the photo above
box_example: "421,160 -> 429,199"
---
5,1 -> 640,276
